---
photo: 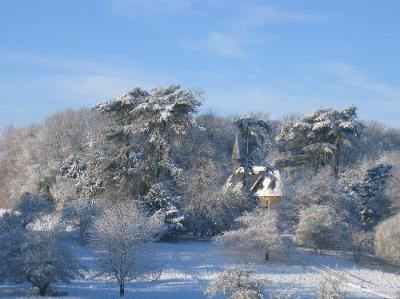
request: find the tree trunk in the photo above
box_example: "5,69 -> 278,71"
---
120,281 -> 125,297
265,249 -> 270,261
334,142 -> 341,177
39,283 -> 49,296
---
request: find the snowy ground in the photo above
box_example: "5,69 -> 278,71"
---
1,240 -> 399,298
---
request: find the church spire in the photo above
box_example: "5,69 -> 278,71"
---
231,134 -> 242,173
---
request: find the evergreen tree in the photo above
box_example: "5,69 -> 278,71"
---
341,163 -> 392,229
278,106 -> 360,175
97,85 -> 201,193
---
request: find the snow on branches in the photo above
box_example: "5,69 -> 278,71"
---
278,106 -> 360,175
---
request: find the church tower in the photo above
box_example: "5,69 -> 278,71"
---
231,134 -> 242,174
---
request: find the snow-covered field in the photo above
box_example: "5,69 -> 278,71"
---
1,241 -> 399,298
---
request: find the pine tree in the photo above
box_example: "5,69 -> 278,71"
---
278,106 -> 360,176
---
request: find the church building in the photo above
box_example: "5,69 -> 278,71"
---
223,135 -> 283,208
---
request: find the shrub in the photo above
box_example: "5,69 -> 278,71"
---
206,266 -> 266,299
375,213 -> 400,265
295,205 -> 348,252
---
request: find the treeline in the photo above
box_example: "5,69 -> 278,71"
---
0,85 -> 400,261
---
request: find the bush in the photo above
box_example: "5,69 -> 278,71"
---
17,194 -> 54,225
205,266 -> 266,299
218,209 -> 284,261
316,269 -> 346,299
350,230 -> 373,263
375,213 -> 400,265
0,211 -> 80,296
295,205 -> 348,252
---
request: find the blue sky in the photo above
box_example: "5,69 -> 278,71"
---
1,0 -> 400,129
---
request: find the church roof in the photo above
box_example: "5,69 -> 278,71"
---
251,169 -> 283,197
223,165 -> 283,198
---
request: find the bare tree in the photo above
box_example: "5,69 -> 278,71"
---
375,212 -> 400,266
350,230 -> 373,263
90,201 -> 162,297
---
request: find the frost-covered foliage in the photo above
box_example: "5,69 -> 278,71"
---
378,152 -> 400,213
62,199 -> 101,242
179,160 -> 252,235
17,194 -> 54,225
316,269 -> 346,299
277,170 -> 351,232
341,163 -> 392,229
278,106 -> 359,175
59,156 -> 102,199
375,212 -> 400,266
350,230 -> 374,263
97,85 -> 201,190
2,87 -> 400,248
90,201 -> 162,297
205,267 -> 266,299
95,86 -> 203,232
18,229 -> 80,296
218,209 -> 283,260
140,183 -> 186,237
0,109 -> 108,209
0,210 -> 80,296
49,175 -> 77,204
295,205 -> 348,251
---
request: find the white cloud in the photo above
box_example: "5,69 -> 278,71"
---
0,49 -> 124,75
0,49 -> 177,106
190,32 -> 245,58
326,62 -> 400,100
186,4 -> 324,58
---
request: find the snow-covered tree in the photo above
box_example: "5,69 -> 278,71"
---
140,182 -> 186,237
375,212 -> 400,266
17,194 -> 54,225
350,230 -> 373,263
62,198 -> 101,242
0,211 -> 25,283
0,211 -> 80,296
277,170 -> 351,232
59,155 -> 104,200
218,209 -> 282,261
341,163 -> 392,229
235,116 -> 271,176
206,267 -> 266,299
97,85 -> 201,191
19,228 -> 81,296
90,201 -> 162,297
179,160 -> 252,235
378,152 -> 400,213
295,205 -> 348,252
278,106 -> 359,175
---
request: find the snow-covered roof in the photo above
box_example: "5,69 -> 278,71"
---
222,168 -> 244,194
252,170 -> 283,197
251,166 -> 267,173
223,165 -> 283,198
